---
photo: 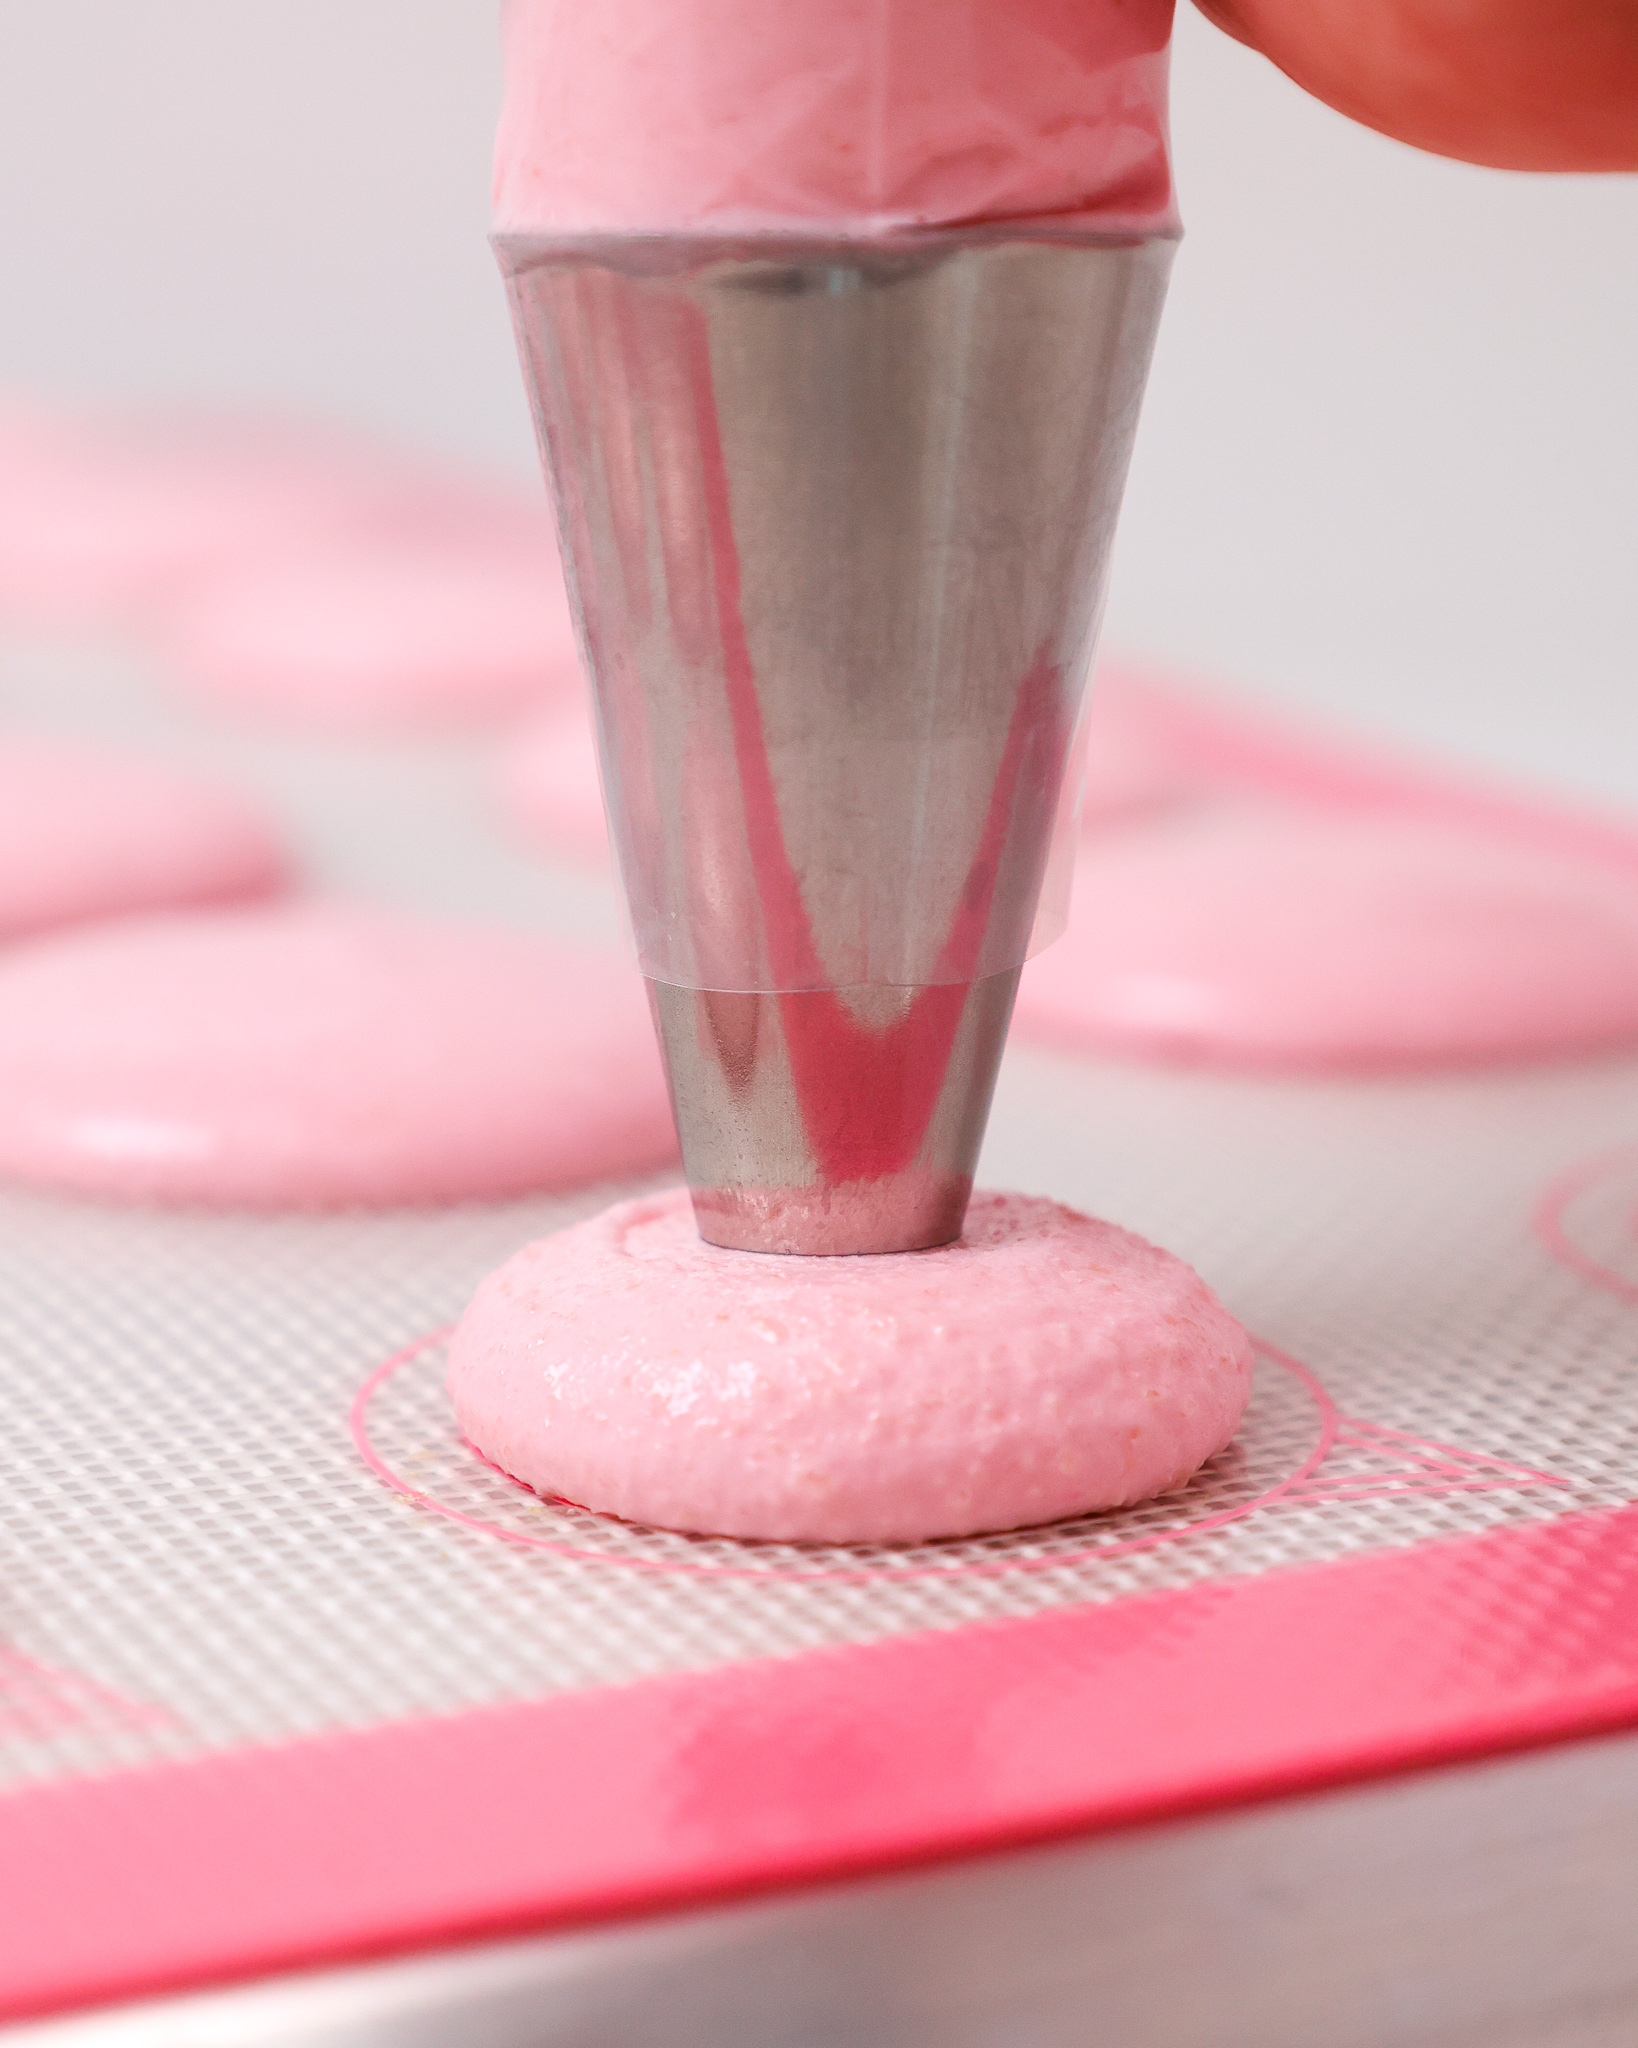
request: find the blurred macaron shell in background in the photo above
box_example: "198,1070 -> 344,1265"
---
160,536 -> 580,735
1016,802 -> 1638,1071
0,404 -> 454,627
0,737 -> 290,942
1076,663 -> 1203,829
0,903 -> 678,1207
495,704 -> 611,867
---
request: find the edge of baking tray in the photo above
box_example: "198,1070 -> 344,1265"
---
4,1498 -> 1638,2024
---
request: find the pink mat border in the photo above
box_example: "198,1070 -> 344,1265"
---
5,1499 -> 1638,2025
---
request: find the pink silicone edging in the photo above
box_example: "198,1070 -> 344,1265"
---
1112,664 -> 1638,879
4,1499 -> 1638,2024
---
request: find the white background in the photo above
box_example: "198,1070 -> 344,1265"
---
1,1 -> 1633,804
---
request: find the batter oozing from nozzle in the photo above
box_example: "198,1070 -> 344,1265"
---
448,1189 -> 1253,1545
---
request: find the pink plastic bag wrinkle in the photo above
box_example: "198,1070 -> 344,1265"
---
493,0 -> 1179,239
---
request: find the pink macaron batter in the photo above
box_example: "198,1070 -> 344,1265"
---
448,1188 -> 1253,1544
495,706 -> 611,867
0,739 -> 288,941
0,905 -> 677,1207
163,532 -> 582,734
0,405 -> 447,625
493,0 -> 1178,239
1015,803 -> 1638,1070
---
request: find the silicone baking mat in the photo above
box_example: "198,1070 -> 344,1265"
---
3,645 -> 1638,2021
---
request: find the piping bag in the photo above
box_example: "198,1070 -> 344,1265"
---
495,0 -> 1179,1254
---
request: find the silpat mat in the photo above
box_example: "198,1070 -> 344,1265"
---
3,644 -> 1638,2021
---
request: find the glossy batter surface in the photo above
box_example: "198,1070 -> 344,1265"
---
448,1188 -> 1253,1543
0,906 -> 677,1206
1016,805 -> 1638,1069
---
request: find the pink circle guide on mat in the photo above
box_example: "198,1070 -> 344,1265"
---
0,739 -> 288,943
0,904 -> 678,1207
447,1188 -> 1253,1545
363,1323 -> 1564,1583
361,1329 -> 1327,1584
1534,1143 -> 1638,1309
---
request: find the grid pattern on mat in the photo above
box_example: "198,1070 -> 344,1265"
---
4,1042 -> 1637,1794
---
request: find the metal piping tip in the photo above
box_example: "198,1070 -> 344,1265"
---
498,226 -> 1172,1254
649,968 -> 1019,1255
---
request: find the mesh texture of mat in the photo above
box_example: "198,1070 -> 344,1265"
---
4,1045 -> 1636,1792
3,633 -> 1636,1796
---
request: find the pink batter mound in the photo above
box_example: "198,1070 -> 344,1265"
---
0,740 -> 288,942
163,533 -> 580,734
494,0 -> 1176,239
448,1188 -> 1253,1544
0,906 -> 677,1207
1015,805 -> 1638,1070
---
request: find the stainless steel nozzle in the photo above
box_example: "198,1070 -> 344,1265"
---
497,226 -> 1172,1253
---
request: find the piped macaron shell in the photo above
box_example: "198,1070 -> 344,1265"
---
448,1188 -> 1253,1544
